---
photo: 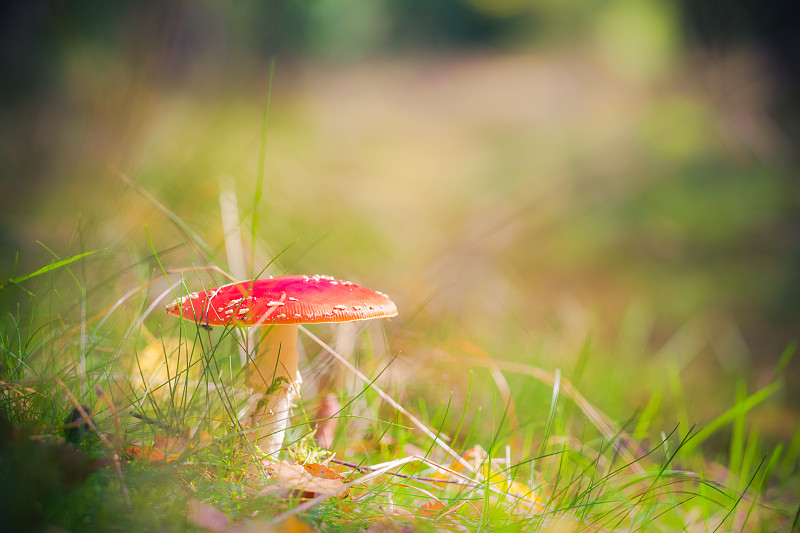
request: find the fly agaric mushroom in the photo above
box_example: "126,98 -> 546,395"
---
165,274 -> 397,455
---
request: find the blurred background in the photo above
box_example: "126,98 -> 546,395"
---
1,1 -> 798,453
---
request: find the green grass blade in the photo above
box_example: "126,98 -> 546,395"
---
729,379 -> 747,482
634,387 -> 662,439
539,368 -> 561,457
682,381 -> 781,456
0,249 -> 102,292
772,342 -> 797,381
251,58 -> 276,276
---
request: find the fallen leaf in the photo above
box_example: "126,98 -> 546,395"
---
419,499 -> 447,515
262,460 -> 347,499
153,431 -> 189,453
434,445 -> 545,512
134,338 -> 183,387
125,431 -> 189,462
188,498 -> 229,532
303,463 -> 344,481
125,444 -> 166,462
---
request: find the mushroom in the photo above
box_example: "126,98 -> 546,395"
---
165,274 -> 397,456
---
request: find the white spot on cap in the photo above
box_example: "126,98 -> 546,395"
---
267,301 -> 285,307
225,298 -> 243,309
175,292 -> 199,305
293,313 -> 302,319
333,305 -> 347,310
288,296 -> 298,301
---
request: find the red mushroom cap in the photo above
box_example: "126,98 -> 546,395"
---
165,275 -> 397,326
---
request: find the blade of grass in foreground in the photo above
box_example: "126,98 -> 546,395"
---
680,380 -> 782,456
250,58 -> 276,277
0,249 -> 102,292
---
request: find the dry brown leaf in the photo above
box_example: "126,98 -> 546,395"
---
188,498 -> 229,532
153,431 -> 190,452
125,444 -> 167,462
419,500 -> 447,515
302,462 -> 345,481
261,460 -> 347,499
125,431 -> 190,462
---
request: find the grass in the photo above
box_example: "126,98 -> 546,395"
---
1,48 -> 798,532
1,226 -> 797,531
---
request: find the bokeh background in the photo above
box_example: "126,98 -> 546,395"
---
1,1 -> 799,454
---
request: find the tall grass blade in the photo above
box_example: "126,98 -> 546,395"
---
540,368 -> 561,456
251,59 -> 276,277
712,455 -> 766,533
0,249 -> 102,292
729,379 -> 747,483
682,381 -> 781,455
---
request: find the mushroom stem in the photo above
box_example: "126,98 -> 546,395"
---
243,324 -> 302,456
247,324 -> 299,387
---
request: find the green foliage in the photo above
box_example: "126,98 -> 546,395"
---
1,7 -> 798,528
0,249 -> 102,293
0,248 -> 796,531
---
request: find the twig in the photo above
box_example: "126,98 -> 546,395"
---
330,458 -> 473,486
